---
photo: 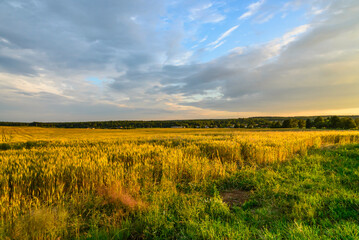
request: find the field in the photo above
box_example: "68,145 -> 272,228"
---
1,127 -> 359,239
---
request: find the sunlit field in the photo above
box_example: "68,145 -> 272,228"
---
1,127 -> 359,239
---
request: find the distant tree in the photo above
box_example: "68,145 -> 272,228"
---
298,120 -> 306,129
282,120 -> 290,128
342,117 -> 356,129
355,118 -> 359,129
329,116 -> 342,129
328,116 -> 343,129
29,122 -> 40,127
306,119 -> 313,129
282,119 -> 298,128
271,121 -> 282,128
291,119 -> 299,128
314,117 -> 325,129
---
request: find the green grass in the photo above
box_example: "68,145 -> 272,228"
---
86,144 -> 359,239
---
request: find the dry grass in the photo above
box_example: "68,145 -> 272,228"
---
97,182 -> 147,211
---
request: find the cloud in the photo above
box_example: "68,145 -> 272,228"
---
264,24 -> 310,59
211,41 -> 226,50
229,47 -> 244,55
159,0 -> 359,114
239,0 -> 265,20
0,55 -> 36,76
207,25 -> 239,47
1,0 -> 359,121
189,3 -> 225,23
199,36 -> 208,43
0,0 -> 168,74
0,0 -> 186,120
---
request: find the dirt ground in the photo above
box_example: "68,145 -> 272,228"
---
221,189 -> 251,207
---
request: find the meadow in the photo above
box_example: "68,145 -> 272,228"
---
0,126 -> 359,239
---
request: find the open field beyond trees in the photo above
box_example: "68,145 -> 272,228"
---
1,127 -> 359,239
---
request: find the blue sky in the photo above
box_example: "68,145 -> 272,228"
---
0,0 -> 359,121
179,0 -> 309,62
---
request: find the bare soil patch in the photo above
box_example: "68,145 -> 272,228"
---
321,144 -> 338,150
221,189 -> 251,207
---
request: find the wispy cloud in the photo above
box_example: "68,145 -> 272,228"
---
211,41 -> 225,50
0,37 -> 10,44
309,5 -> 330,16
199,36 -> 208,43
264,24 -> 311,58
189,3 -> 225,23
255,12 -> 275,23
239,0 -> 265,20
229,47 -> 244,55
207,25 -> 239,47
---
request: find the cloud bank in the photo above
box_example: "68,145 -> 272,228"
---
0,0 -> 358,121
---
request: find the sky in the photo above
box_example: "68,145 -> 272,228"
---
0,0 -> 359,122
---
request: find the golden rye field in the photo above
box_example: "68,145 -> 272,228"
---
1,126 -> 359,239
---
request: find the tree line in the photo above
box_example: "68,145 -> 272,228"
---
0,116 -> 358,129
279,116 -> 358,129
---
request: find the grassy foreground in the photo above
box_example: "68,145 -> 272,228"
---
0,127 -> 359,239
